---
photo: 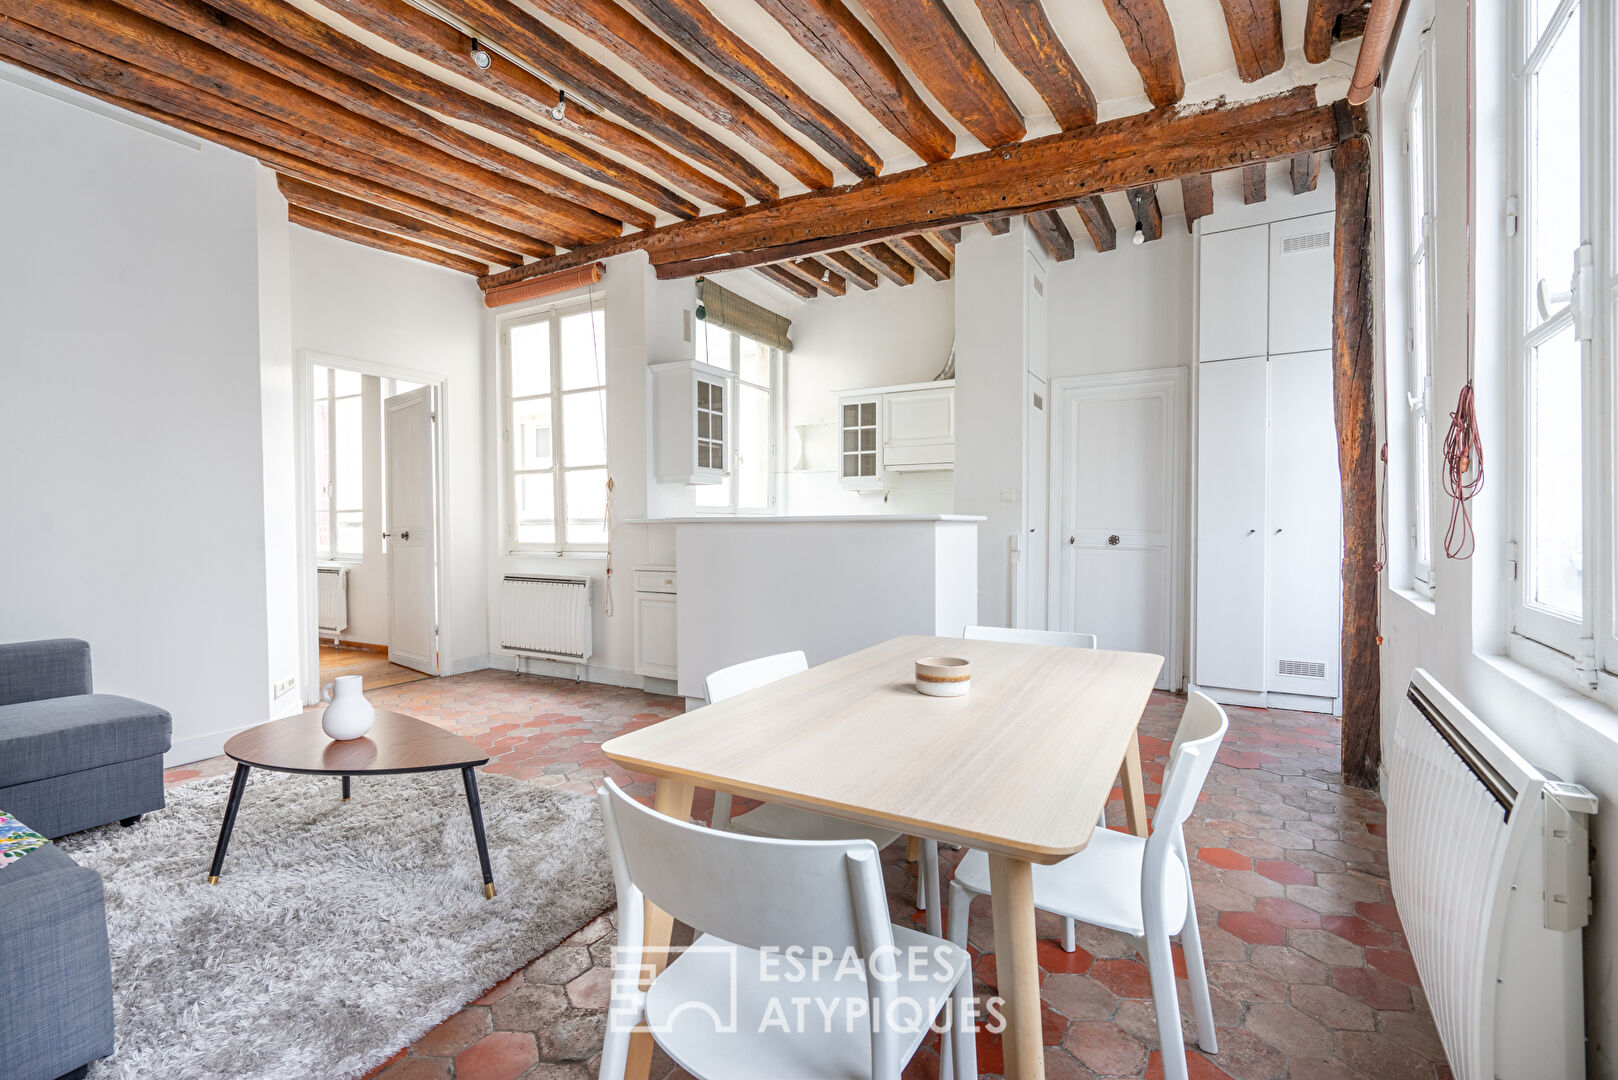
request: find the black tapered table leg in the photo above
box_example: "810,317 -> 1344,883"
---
341,774 -> 351,802
462,766 -> 495,899
208,764 -> 251,884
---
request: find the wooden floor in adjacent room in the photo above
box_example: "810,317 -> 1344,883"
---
318,643 -> 432,692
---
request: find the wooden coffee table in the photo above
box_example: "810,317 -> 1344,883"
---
207,709 -> 498,898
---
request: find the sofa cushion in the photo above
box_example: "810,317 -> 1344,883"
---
0,810 -> 50,869
0,695 -> 172,788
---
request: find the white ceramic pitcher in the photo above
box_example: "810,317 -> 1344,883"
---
320,675 -> 375,740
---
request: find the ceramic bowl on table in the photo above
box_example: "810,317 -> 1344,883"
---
915,657 -> 971,697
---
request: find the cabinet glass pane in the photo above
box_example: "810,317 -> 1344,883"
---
1526,324 -> 1582,618
860,401 -> 875,424
844,428 -> 857,451
711,382 -> 723,410
844,403 -> 859,426
512,398 -> 554,470
565,468 -> 609,544
514,473 -> 555,544
562,390 -> 607,467
510,320 -> 551,397
843,453 -> 859,478
697,381 -> 710,408
861,428 -> 876,451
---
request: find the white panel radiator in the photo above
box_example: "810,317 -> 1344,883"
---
500,575 -> 593,663
1387,670 -> 1597,1080
316,566 -> 348,642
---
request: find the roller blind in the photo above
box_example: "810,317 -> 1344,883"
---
697,278 -> 793,353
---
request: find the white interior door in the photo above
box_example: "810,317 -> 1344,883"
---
384,386 -> 438,675
1023,374 -> 1049,629
1052,369 -> 1184,688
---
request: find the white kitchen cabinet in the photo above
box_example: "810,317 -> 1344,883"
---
882,387 -> 955,470
1197,225 -> 1270,362
633,564 -> 678,680
650,360 -> 730,484
1268,214 -> 1336,355
838,396 -> 881,489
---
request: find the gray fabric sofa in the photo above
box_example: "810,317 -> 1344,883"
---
0,840 -> 116,1080
0,639 -> 171,838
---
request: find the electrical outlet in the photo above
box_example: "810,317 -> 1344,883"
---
273,677 -> 296,697
999,489 -> 1017,503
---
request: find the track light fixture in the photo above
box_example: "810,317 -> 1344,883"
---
1132,221 -> 1146,246
550,90 -> 567,122
469,39 -> 492,69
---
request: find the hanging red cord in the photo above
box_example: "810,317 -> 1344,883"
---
1441,382 -> 1484,559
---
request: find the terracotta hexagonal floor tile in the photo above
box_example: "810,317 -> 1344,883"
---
1197,847 -> 1252,870
1331,965 -> 1413,1011
1367,946 -> 1423,985
373,1057 -> 452,1080
412,1008 -> 491,1057
1088,957 -> 1156,1000
1217,911 -> 1286,946
1145,1048 -> 1238,1080
1043,972 -> 1121,1021
1290,981 -> 1376,1032
453,1031 -> 538,1080
1253,896 -> 1320,929
1036,938 -> 1096,975
1254,859 -> 1315,886
1062,1020 -> 1148,1075
1242,1002 -> 1332,1057
1321,914 -> 1399,947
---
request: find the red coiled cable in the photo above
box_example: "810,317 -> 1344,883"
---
1441,382 -> 1484,559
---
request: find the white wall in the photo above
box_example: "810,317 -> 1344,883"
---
0,75 -> 273,761
288,225 -> 489,674
1046,223 -> 1193,380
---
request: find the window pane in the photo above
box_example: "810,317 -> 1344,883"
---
335,510 -> 364,556
1528,16 -> 1581,325
389,379 -> 424,396
739,337 -> 771,386
313,398 -> 330,512
565,468 -> 609,545
1527,324 -> 1583,618
702,323 -> 733,371
510,319 -> 552,397
333,368 -> 361,397
737,383 -> 770,510
1411,256 -> 1433,567
1407,81 -> 1427,256
562,389 -> 607,467
312,365 -> 331,399
334,394 -> 363,511
515,472 -> 555,545
560,308 -> 606,390
513,398 -> 554,471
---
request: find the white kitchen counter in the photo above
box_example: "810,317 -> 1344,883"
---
625,514 -> 986,524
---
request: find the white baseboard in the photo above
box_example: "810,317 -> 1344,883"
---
166,722 -> 260,767
487,650 -> 645,690
1188,683 -> 1338,715
450,653 -> 492,675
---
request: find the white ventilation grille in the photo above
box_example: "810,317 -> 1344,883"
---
1276,657 -> 1327,678
1281,231 -> 1332,254
501,575 -> 592,662
317,566 -> 348,641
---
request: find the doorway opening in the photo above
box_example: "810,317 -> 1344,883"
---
300,354 -> 444,698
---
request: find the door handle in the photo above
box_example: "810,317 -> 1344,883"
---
1247,529 -> 1256,536
400,530 -> 411,541
1108,535 -> 1121,546
1274,528 -> 1284,535
381,531 -> 391,540
1068,536 -> 1076,545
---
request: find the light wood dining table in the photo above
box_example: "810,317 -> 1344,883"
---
600,633 -> 1163,1080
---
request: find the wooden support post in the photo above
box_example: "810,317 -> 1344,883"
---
1332,134 -> 1380,789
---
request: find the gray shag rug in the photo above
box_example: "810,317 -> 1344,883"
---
56,768 -> 614,1080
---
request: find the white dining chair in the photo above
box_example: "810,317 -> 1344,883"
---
704,652 -> 943,937
963,624 -> 1099,952
942,693 -> 1229,1080
596,778 -> 976,1080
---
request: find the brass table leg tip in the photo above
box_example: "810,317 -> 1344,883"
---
341,797 -> 350,803
484,883 -> 496,900
207,875 -> 219,885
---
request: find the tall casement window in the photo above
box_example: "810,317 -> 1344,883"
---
313,365 -> 363,560
1508,0 -> 1615,694
501,299 -> 608,553
693,322 -> 779,514
1404,37 -> 1438,592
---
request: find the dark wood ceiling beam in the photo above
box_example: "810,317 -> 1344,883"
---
521,0 -> 833,189
114,0 -> 666,226
1292,152 -> 1321,193
1127,185 -> 1163,241
324,0 -> 742,210
1180,173 -> 1213,232
753,0 -> 954,163
7,0 -> 613,244
973,0 -> 1096,129
855,0 -> 1025,148
931,227 -> 962,252
290,204 -> 487,274
754,263 -> 818,298
431,0 -> 778,201
1074,196 -> 1116,251
620,0 -> 879,178
1027,210 -> 1075,262
786,258 -> 847,295
983,217 -> 1011,236
889,234 -> 952,281
1217,0 -> 1286,82
482,89 -> 1361,287
0,13 -> 571,248
277,175 -> 521,265
1100,0 -> 1185,107
1303,0 -> 1364,63
824,250 -> 879,289
1243,162 -> 1268,203
847,243 -> 915,286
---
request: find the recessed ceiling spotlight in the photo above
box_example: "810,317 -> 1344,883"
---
1132,221 -> 1146,246
469,39 -> 492,69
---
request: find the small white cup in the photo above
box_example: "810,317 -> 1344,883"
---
915,656 -> 971,697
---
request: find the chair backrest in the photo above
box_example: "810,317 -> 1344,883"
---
963,625 -> 1099,649
1143,692 -> 1229,878
704,650 -> 809,704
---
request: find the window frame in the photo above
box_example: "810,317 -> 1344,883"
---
313,364 -> 364,563
1404,35 -> 1439,594
692,321 -> 780,516
499,296 -> 609,555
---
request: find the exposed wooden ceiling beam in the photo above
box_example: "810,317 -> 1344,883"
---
1291,152 -> 1322,193
1099,0 -> 1185,108
1073,196 -> 1116,251
620,0 -> 879,178
521,0 -> 833,189
854,0 -> 1025,148
277,175 -> 521,266
0,11 -> 572,248
324,0 -> 743,210
1180,173 -> 1213,232
753,0 -> 954,163
931,227 -> 962,252
114,0 -> 667,227
847,243 -> 915,286
1217,0 -> 1286,82
1303,0 -> 1364,63
983,217 -> 1012,236
774,258 -> 846,296
824,250 -> 879,290
973,0 -> 1096,129
290,204 -> 488,274
431,0 -> 778,201
1027,210 -> 1075,262
1127,185 -> 1163,242
889,234 -> 952,281
754,263 -> 818,299
1243,162 -> 1268,204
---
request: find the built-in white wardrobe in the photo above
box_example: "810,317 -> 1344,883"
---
1193,211 -> 1342,712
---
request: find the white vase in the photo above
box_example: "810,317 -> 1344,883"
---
320,675 -> 375,740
